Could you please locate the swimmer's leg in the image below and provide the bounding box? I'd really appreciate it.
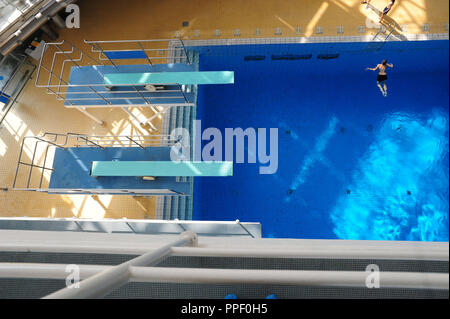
[383,83,388,97]
[377,81,385,95]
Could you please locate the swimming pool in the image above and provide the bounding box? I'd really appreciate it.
[192,40,449,241]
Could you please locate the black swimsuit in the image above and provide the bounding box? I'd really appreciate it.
[377,74,388,82]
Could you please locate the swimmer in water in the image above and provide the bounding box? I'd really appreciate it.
[366,59,394,97]
[361,0,396,22]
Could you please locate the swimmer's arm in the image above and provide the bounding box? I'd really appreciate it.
[366,65,380,71]
[387,63,394,68]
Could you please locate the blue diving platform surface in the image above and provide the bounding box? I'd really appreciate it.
[103,50,149,60]
[91,161,233,177]
[48,147,191,195]
[65,63,196,107]
[104,71,235,86]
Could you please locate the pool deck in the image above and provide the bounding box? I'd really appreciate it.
[0,0,448,219]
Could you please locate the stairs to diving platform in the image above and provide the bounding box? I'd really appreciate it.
[156,50,199,220]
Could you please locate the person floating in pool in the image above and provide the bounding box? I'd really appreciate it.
[361,0,396,22]
[365,60,394,97]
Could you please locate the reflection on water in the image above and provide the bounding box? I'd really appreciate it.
[330,109,449,241]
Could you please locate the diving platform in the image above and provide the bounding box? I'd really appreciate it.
[91,161,233,177]
[64,63,197,107]
[48,147,191,195]
[104,71,235,86]
[35,39,198,127]
[13,133,198,196]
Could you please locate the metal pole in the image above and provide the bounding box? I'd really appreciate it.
[76,107,104,126]
[126,136,144,149]
[129,267,450,290]
[88,85,111,105]
[95,42,117,68]
[170,245,450,261]
[26,140,40,188]
[12,137,27,188]
[179,39,191,65]
[43,231,197,299]
[137,41,153,66]
[177,83,188,103]
[73,135,105,149]
[134,86,150,104]
[38,145,51,189]
[0,264,447,290]
[54,43,80,68]
[121,107,143,125]
[235,219,254,238]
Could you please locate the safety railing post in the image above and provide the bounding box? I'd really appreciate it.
[75,135,105,149]
[94,42,117,68]
[177,83,188,103]
[179,39,191,65]
[133,86,150,104]
[126,136,145,149]
[137,41,153,66]
[54,43,81,69]
[236,219,255,238]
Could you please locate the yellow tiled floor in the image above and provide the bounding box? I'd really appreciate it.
[0,0,448,219]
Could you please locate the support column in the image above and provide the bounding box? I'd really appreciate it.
[122,107,158,132]
[76,107,104,126]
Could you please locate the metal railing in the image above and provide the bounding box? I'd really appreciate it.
[44,231,198,298]
[12,132,181,192]
[34,39,194,126]
[84,38,191,67]
[0,229,447,298]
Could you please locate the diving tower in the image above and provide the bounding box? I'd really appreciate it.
[13,132,187,196]
[13,132,232,197]
[35,39,233,131]
[35,39,195,130]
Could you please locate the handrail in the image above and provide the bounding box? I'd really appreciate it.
[83,38,191,66]
[43,231,198,298]
[0,264,446,290]
[0,230,446,298]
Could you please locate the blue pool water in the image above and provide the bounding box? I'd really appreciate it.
[192,40,449,241]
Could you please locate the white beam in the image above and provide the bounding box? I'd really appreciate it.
[43,231,197,299]
[0,230,447,261]
[129,267,449,290]
[0,263,446,290]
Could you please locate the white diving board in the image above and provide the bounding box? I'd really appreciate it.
[104,71,234,86]
[91,161,233,177]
